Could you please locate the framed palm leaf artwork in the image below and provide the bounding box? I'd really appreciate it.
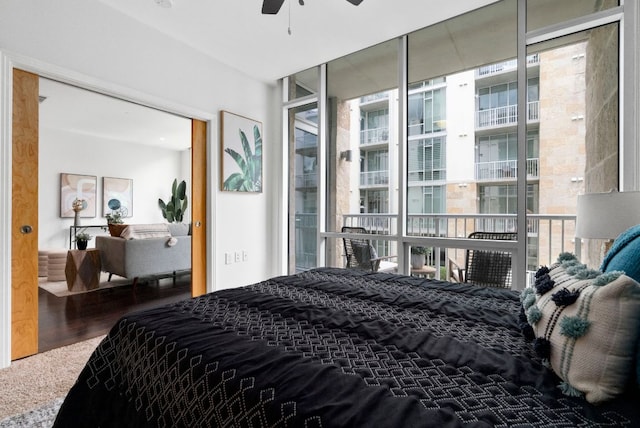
[220,110,263,193]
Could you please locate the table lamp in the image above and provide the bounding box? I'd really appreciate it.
[575,190,640,257]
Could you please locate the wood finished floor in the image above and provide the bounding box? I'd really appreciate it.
[38,274,192,353]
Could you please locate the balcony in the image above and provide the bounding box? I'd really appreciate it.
[360,127,389,146]
[476,101,540,129]
[294,173,318,189]
[475,158,539,181]
[339,212,577,287]
[295,134,317,151]
[295,210,579,286]
[476,54,540,78]
[360,170,389,187]
[360,93,389,104]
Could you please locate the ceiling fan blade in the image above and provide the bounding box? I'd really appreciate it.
[346,0,364,5]
[262,0,285,14]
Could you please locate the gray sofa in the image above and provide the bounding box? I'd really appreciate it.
[96,223,191,285]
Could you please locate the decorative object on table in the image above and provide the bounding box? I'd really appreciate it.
[410,246,429,269]
[102,177,133,218]
[158,179,188,223]
[220,110,262,192]
[60,173,97,218]
[105,199,127,236]
[105,209,124,225]
[73,231,92,250]
[71,198,86,227]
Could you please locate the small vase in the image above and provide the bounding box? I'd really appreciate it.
[76,240,88,250]
[74,210,80,228]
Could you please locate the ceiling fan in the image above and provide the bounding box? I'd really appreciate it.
[262,0,364,15]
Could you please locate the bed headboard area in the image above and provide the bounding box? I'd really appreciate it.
[54,267,640,427]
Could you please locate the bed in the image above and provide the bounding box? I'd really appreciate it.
[53,266,640,427]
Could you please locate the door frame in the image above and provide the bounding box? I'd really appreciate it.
[0,51,215,367]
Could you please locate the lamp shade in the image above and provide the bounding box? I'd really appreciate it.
[575,191,640,239]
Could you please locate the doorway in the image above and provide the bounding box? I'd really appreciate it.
[11,70,208,360]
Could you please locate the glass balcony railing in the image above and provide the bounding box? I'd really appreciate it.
[294,173,318,188]
[295,134,317,150]
[360,93,389,103]
[360,127,389,145]
[360,170,389,186]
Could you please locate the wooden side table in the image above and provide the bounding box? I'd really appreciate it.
[65,249,102,292]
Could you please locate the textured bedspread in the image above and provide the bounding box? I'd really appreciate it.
[53,268,640,427]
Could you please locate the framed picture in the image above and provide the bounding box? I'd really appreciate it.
[103,177,133,218]
[220,110,263,192]
[60,173,97,218]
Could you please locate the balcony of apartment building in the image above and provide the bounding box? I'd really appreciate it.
[476,54,540,79]
[360,92,389,109]
[294,172,318,189]
[335,211,577,286]
[476,101,540,129]
[360,126,389,148]
[293,210,577,285]
[360,170,389,188]
[295,132,318,153]
[475,158,540,181]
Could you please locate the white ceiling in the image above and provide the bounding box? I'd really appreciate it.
[96,0,498,83]
[39,78,192,151]
[40,0,497,151]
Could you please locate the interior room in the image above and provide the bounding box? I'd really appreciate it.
[1,0,640,426]
[36,77,194,351]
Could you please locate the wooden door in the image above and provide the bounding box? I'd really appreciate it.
[191,119,207,297]
[11,69,39,360]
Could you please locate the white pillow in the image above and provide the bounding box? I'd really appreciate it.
[120,224,171,240]
[524,254,640,403]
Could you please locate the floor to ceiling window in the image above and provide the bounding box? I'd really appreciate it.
[284,0,626,287]
[286,67,319,273]
[323,39,399,268]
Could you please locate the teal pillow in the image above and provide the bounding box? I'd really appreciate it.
[601,224,640,283]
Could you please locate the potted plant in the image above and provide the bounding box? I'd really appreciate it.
[73,231,93,250]
[105,208,126,236]
[410,246,429,269]
[158,179,188,223]
[105,211,124,225]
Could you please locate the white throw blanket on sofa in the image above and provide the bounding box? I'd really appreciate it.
[120,224,171,240]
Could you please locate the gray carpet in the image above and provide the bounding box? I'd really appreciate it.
[0,398,62,427]
[0,336,104,424]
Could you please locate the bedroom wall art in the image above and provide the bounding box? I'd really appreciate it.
[220,110,263,193]
[103,177,133,217]
[60,173,97,218]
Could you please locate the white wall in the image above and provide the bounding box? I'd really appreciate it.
[0,0,282,367]
[39,127,189,250]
